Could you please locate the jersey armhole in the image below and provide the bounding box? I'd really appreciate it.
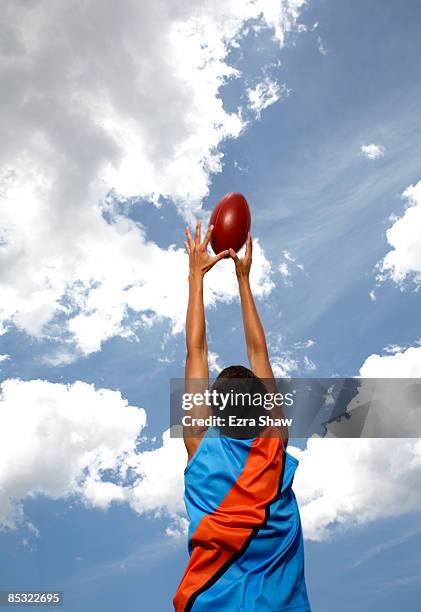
[184,426,218,475]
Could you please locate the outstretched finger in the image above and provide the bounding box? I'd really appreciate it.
[195,221,202,246]
[229,248,240,263]
[185,226,194,250]
[184,240,191,254]
[203,224,214,248]
[211,249,230,264]
[245,232,252,258]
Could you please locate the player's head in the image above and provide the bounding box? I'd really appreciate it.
[211,365,268,438]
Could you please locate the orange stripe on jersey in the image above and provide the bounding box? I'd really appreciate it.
[173,428,285,612]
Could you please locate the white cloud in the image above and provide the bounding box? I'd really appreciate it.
[360,345,421,377]
[0,378,146,528]
[165,516,189,539]
[65,236,273,355]
[270,330,316,376]
[272,354,299,377]
[292,339,315,349]
[290,437,421,541]
[278,261,292,284]
[383,343,407,355]
[271,352,316,376]
[282,251,295,262]
[247,77,289,118]
[40,349,80,368]
[125,429,186,518]
[360,143,386,160]
[82,478,127,510]
[290,344,421,541]
[277,250,304,287]
[303,355,316,371]
[0,0,305,359]
[208,351,223,374]
[317,35,327,55]
[0,377,188,534]
[377,180,421,286]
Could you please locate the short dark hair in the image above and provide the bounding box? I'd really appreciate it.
[211,365,268,438]
[214,365,257,380]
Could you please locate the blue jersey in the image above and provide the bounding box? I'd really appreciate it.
[173,426,311,611]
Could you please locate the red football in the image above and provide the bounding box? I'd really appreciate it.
[210,192,251,255]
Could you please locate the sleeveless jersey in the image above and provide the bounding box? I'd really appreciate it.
[173,426,311,611]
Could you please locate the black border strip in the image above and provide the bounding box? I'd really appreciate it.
[184,447,286,612]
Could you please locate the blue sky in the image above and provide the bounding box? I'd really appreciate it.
[1,0,421,610]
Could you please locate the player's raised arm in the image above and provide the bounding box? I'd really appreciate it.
[184,222,229,460]
[229,234,288,446]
